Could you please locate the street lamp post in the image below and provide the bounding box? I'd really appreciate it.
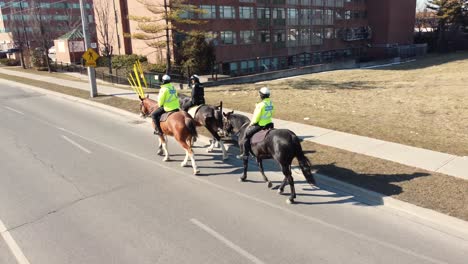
[79,0,98,97]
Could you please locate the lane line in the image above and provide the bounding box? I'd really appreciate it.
[61,135,92,154]
[190,218,265,264]
[3,106,25,115]
[26,112,452,264]
[0,220,31,264]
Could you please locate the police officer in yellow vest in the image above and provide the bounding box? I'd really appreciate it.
[237,87,274,159]
[151,74,180,135]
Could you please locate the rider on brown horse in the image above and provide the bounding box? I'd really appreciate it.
[237,87,274,160]
[152,74,180,135]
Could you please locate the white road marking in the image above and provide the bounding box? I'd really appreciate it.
[27,113,451,264]
[190,218,265,264]
[3,106,25,115]
[61,135,92,154]
[0,220,31,264]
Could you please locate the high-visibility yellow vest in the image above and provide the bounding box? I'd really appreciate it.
[251,98,274,126]
[158,83,180,111]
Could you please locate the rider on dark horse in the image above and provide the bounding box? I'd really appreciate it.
[152,74,180,135]
[237,87,274,160]
[190,74,205,106]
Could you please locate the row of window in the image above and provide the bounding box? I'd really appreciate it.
[183,5,365,24]
[227,48,354,75]
[2,14,89,22]
[0,2,92,9]
[211,27,364,46]
[239,0,345,6]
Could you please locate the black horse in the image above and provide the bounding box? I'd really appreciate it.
[223,111,316,204]
[180,96,228,160]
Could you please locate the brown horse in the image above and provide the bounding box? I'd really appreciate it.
[139,95,199,175]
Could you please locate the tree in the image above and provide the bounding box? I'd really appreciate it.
[427,0,465,51]
[180,32,215,77]
[129,0,204,73]
[29,0,54,72]
[8,2,31,69]
[94,0,115,74]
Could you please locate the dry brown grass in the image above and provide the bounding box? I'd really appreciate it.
[203,52,468,156]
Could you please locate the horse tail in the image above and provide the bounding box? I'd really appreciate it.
[185,116,198,141]
[292,134,316,185]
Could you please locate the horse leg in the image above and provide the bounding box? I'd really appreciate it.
[277,177,287,194]
[180,139,199,175]
[156,137,163,155]
[257,159,272,188]
[283,165,296,204]
[161,135,170,161]
[219,140,228,160]
[239,158,248,182]
[207,139,215,152]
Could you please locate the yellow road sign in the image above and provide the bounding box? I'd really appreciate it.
[84,60,97,67]
[82,48,100,63]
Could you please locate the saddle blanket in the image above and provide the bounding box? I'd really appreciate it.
[251,128,273,145]
[160,110,178,122]
[188,105,203,118]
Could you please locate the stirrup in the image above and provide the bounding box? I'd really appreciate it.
[236,154,248,160]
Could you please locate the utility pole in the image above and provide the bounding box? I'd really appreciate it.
[79,0,98,97]
[112,0,121,55]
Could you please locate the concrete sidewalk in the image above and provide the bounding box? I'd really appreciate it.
[1,67,467,180]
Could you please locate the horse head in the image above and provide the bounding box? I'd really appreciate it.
[222,110,235,136]
[138,94,154,118]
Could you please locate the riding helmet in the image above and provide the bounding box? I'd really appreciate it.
[162,74,171,81]
[259,87,270,96]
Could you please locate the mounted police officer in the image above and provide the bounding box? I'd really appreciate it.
[152,74,180,135]
[190,74,205,106]
[237,87,274,160]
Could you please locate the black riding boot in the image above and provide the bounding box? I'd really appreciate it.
[237,140,250,160]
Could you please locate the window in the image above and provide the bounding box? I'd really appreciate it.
[287,0,299,4]
[324,9,334,25]
[312,9,323,25]
[240,60,255,73]
[287,8,299,25]
[257,8,270,19]
[240,30,255,44]
[324,0,335,7]
[274,30,286,42]
[259,30,270,43]
[220,31,236,44]
[313,0,323,5]
[324,27,334,39]
[300,28,311,45]
[229,62,238,75]
[302,0,312,5]
[220,6,235,19]
[273,8,285,19]
[300,9,312,25]
[287,28,299,47]
[239,6,254,19]
[200,5,216,19]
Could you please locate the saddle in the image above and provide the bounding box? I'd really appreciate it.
[187,105,203,118]
[250,128,274,145]
[160,110,178,122]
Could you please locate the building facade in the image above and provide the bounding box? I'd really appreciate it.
[0,0,95,58]
[97,0,417,76]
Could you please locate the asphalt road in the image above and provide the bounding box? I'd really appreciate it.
[0,81,467,264]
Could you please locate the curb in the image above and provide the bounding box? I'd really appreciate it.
[5,78,468,242]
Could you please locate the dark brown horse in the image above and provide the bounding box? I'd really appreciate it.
[223,111,316,204]
[180,97,228,160]
[139,95,200,175]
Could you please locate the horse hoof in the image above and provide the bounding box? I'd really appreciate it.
[222,155,229,160]
[157,150,163,156]
[207,148,213,153]
[181,162,188,167]
[277,189,284,194]
[163,157,170,162]
[239,178,246,182]
[286,199,295,204]
[193,169,200,175]
[267,182,273,188]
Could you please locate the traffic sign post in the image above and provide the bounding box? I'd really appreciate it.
[80,0,98,97]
